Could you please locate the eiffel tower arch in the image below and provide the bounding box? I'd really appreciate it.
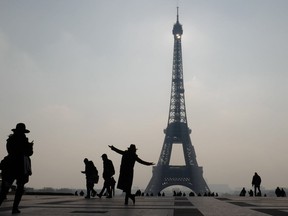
[145,8,210,195]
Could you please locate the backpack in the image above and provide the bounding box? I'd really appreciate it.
[110,160,115,176]
[91,162,99,184]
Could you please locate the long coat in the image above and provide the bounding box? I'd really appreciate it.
[1,133,33,183]
[111,146,151,192]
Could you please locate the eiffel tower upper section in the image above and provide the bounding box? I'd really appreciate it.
[168,7,187,125]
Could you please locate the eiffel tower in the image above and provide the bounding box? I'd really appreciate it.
[145,8,210,195]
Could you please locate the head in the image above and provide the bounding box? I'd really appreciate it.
[84,158,88,164]
[101,154,108,160]
[12,123,30,134]
[128,144,137,153]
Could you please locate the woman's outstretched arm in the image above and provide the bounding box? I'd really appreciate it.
[136,156,154,166]
[109,145,124,155]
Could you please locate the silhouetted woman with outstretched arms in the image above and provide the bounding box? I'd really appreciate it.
[109,144,154,205]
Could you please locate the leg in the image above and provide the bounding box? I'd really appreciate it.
[12,183,24,214]
[0,174,15,206]
[112,186,115,196]
[91,185,96,197]
[0,179,12,206]
[97,185,105,198]
[85,180,92,198]
[257,186,261,196]
[85,188,91,198]
[125,188,135,205]
[105,181,112,198]
[110,178,115,197]
[124,193,129,205]
[129,193,135,204]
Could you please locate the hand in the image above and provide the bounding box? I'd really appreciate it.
[108,145,114,149]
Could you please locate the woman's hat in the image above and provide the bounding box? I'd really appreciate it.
[11,123,30,133]
[128,144,137,151]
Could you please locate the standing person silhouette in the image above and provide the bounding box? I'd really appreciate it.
[252,172,262,196]
[109,144,154,205]
[97,154,115,198]
[0,123,34,214]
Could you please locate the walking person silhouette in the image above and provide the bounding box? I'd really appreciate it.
[81,158,98,199]
[97,154,115,198]
[109,144,154,205]
[0,123,34,214]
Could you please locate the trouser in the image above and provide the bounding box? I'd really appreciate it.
[0,176,27,210]
[254,185,261,196]
[99,178,111,197]
[86,180,95,198]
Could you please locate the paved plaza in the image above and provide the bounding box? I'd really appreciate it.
[1,194,288,215]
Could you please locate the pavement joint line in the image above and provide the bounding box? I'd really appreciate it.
[1,195,288,215]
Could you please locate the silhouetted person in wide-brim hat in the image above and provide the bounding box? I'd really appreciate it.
[109,144,154,205]
[0,123,34,214]
[11,123,30,133]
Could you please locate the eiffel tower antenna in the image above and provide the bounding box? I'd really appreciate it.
[177,6,179,22]
[145,7,210,195]
[176,0,180,10]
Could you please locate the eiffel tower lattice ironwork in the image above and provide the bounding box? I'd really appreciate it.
[145,8,210,195]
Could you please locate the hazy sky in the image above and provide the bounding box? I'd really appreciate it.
[0,0,287,192]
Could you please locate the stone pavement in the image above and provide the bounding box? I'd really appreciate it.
[1,194,288,215]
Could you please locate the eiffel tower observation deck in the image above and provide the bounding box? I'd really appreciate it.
[145,8,210,195]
